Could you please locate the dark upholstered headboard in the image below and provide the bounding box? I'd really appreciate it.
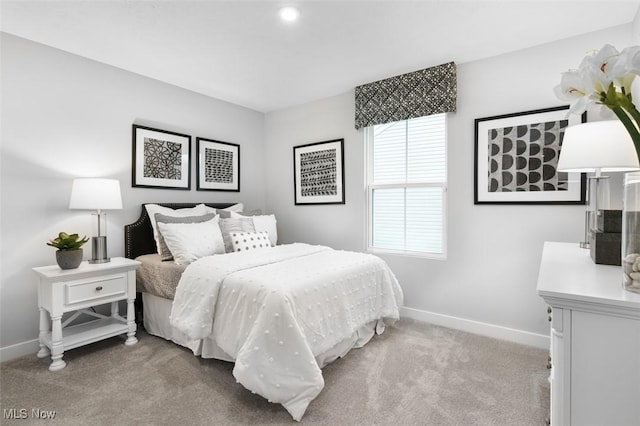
[124,203,236,259]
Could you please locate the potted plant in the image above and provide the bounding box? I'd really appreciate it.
[47,232,89,269]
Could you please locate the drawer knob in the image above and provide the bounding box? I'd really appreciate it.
[95,286,103,291]
[548,315,552,322]
[547,306,552,314]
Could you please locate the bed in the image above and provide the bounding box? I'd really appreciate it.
[124,202,403,421]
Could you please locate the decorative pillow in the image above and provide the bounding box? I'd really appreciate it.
[219,217,255,253]
[238,209,262,216]
[218,208,259,219]
[230,211,278,246]
[224,203,244,212]
[156,217,225,265]
[230,231,272,252]
[145,204,208,254]
[203,203,245,218]
[154,212,216,261]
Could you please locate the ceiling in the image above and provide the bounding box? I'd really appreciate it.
[1,1,638,112]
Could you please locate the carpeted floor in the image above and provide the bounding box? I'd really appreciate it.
[0,318,549,425]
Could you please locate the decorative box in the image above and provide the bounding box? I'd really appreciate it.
[590,210,622,266]
[596,209,622,233]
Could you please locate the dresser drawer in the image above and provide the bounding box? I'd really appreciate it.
[65,274,127,305]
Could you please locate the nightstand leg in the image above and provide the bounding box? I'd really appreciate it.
[125,298,137,346]
[49,315,66,371]
[37,307,50,358]
[111,301,119,317]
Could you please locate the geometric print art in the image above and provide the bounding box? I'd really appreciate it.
[204,148,233,184]
[143,137,182,180]
[300,148,338,197]
[355,61,456,129]
[487,119,569,193]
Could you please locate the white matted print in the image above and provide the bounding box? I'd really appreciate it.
[196,138,240,191]
[294,139,345,205]
[474,106,586,204]
[132,125,191,190]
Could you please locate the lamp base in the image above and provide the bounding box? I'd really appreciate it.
[90,236,110,264]
[578,210,592,249]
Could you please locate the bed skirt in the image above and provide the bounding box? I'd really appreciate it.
[142,292,385,368]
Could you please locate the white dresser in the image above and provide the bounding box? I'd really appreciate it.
[537,242,640,426]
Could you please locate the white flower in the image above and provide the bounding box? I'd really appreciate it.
[601,45,638,92]
[555,44,640,114]
[620,46,640,77]
[555,70,585,99]
[555,71,582,101]
[556,44,640,161]
[554,70,590,114]
[581,44,618,93]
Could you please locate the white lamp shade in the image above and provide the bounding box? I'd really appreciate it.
[69,178,123,210]
[557,120,640,172]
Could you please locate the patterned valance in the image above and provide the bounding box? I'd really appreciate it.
[354,61,457,129]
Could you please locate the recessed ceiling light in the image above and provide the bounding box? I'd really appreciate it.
[279,6,299,22]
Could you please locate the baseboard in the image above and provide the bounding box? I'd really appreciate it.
[0,339,39,363]
[1,309,549,361]
[400,306,550,350]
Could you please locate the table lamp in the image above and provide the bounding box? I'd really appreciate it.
[69,178,123,263]
[557,120,640,248]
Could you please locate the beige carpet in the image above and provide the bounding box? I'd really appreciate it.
[0,319,549,425]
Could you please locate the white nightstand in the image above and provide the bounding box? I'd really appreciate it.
[33,257,141,371]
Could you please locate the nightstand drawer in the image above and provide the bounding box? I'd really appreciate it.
[65,274,127,305]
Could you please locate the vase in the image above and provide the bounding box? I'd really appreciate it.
[622,171,640,293]
[56,249,83,270]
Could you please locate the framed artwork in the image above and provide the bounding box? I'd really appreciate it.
[474,106,587,205]
[196,138,240,191]
[132,125,191,190]
[293,139,345,205]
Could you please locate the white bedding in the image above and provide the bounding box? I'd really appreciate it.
[170,243,403,421]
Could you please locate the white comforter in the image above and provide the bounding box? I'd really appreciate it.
[170,243,403,421]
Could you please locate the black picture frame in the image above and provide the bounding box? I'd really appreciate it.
[196,138,240,192]
[474,106,587,205]
[293,139,345,205]
[132,124,191,190]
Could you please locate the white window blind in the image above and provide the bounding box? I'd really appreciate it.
[366,114,447,257]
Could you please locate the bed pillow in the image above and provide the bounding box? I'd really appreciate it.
[145,204,208,254]
[203,203,246,218]
[230,211,278,246]
[230,231,272,252]
[156,217,225,265]
[219,217,255,253]
[223,203,244,212]
[154,212,217,261]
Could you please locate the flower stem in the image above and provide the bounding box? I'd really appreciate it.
[611,105,640,162]
[621,100,640,131]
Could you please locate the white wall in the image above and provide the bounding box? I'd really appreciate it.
[264,96,364,251]
[264,24,634,344]
[2,23,636,358]
[634,6,640,43]
[0,33,265,356]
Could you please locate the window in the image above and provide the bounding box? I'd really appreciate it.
[366,114,447,258]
